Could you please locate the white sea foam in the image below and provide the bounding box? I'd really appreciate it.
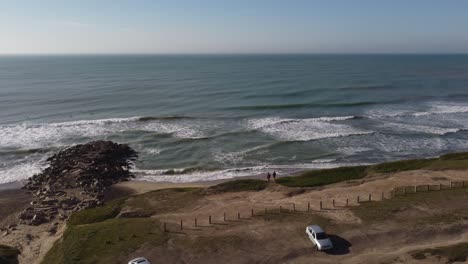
[310,159,337,163]
[131,160,366,183]
[368,102,468,119]
[313,116,356,121]
[213,144,271,166]
[0,117,207,149]
[247,116,371,141]
[382,122,462,135]
[337,147,373,155]
[132,166,267,183]
[0,160,47,184]
[144,148,162,155]
[413,102,468,116]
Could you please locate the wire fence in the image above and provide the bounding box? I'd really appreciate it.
[162,180,468,232]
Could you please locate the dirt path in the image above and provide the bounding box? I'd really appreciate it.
[130,170,468,264]
[152,170,467,227]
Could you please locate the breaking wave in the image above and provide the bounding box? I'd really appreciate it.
[247,116,371,141]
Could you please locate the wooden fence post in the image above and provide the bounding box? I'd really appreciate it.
[320,201,323,210]
[368,194,371,201]
[279,205,282,212]
[346,198,349,206]
[293,203,296,211]
[195,218,197,227]
[180,220,183,230]
[357,196,360,203]
[238,212,240,219]
[251,208,254,217]
[307,202,310,212]
[439,183,442,191]
[332,199,335,207]
[209,215,212,224]
[163,222,167,232]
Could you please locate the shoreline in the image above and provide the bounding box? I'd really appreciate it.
[0,181,23,191]
[0,167,294,192]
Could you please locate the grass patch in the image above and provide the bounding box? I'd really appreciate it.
[351,188,468,225]
[367,158,434,174]
[411,242,468,262]
[276,152,468,188]
[41,218,166,264]
[276,166,367,187]
[207,179,268,193]
[0,245,20,264]
[68,198,125,226]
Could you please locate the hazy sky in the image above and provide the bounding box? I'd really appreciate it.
[1,0,468,54]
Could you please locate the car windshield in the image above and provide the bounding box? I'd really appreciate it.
[316,232,328,240]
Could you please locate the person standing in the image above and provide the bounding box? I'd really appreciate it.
[273,171,277,181]
[267,172,271,182]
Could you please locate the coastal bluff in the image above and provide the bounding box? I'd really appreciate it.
[20,141,137,225]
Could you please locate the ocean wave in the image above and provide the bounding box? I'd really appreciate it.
[132,166,267,183]
[368,102,468,119]
[247,116,371,141]
[137,115,193,121]
[213,144,274,166]
[413,102,468,117]
[131,160,368,183]
[0,117,207,148]
[248,117,373,141]
[0,159,46,184]
[228,101,379,111]
[382,122,464,136]
[335,84,392,91]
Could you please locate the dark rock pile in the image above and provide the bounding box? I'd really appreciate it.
[19,141,137,225]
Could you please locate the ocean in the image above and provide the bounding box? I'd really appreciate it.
[1,54,468,184]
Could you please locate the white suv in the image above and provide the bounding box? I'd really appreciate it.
[128,257,151,264]
[305,225,333,251]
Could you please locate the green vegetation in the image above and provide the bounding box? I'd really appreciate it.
[411,242,468,262]
[276,166,367,187]
[367,158,433,174]
[42,218,166,264]
[277,152,468,187]
[44,188,203,264]
[68,198,125,226]
[0,245,20,264]
[351,188,468,225]
[208,179,268,193]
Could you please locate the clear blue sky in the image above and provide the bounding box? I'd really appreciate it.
[1,0,467,54]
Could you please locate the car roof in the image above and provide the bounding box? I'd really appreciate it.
[307,225,325,233]
[130,257,148,263]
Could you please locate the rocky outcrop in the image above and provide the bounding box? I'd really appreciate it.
[20,141,137,225]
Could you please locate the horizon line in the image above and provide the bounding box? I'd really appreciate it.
[1,52,468,56]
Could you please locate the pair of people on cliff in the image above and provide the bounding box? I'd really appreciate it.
[267,171,277,182]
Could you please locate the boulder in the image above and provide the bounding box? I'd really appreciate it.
[20,141,138,225]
